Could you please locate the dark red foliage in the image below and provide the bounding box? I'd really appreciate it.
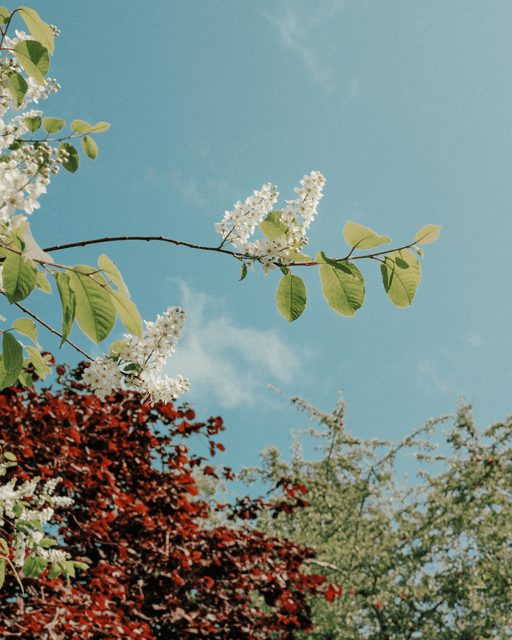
[0,360,342,639]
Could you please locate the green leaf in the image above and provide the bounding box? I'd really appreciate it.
[18,371,33,388]
[380,249,421,308]
[59,142,79,173]
[110,291,142,338]
[316,252,365,317]
[0,559,4,590]
[81,135,98,160]
[259,211,288,241]
[38,538,57,549]
[1,332,23,387]
[3,452,16,461]
[23,555,48,578]
[8,72,28,108]
[0,8,10,25]
[18,7,55,54]
[36,271,51,293]
[61,559,76,578]
[24,115,41,132]
[48,563,62,579]
[12,318,39,348]
[109,340,128,358]
[98,254,130,296]
[276,273,307,323]
[286,249,312,262]
[91,121,110,133]
[26,346,52,379]
[22,221,54,263]
[343,221,392,250]
[413,246,424,258]
[73,561,89,571]
[43,117,65,134]
[414,224,441,245]
[53,272,76,348]
[2,252,38,304]
[67,266,116,344]
[70,120,92,134]
[239,263,248,281]
[13,40,49,86]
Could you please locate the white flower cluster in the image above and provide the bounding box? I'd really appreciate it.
[0,30,63,235]
[0,465,74,567]
[82,306,189,405]
[215,171,326,274]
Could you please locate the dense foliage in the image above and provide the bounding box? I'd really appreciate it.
[0,361,342,639]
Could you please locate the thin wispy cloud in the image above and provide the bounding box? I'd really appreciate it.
[169,169,207,208]
[260,0,343,92]
[417,360,451,393]
[466,334,481,347]
[163,281,303,410]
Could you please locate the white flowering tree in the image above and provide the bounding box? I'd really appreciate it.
[0,5,440,592]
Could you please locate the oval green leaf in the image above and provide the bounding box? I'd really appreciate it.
[43,117,65,134]
[26,346,52,379]
[414,224,441,245]
[98,254,130,296]
[91,121,110,133]
[19,7,55,54]
[276,273,307,322]
[111,291,142,338]
[23,555,48,578]
[2,252,38,304]
[343,221,392,250]
[8,72,28,108]
[0,8,10,25]
[82,135,98,160]
[259,211,287,241]
[24,115,41,132]
[67,266,116,343]
[53,272,76,348]
[12,317,39,347]
[71,119,92,134]
[13,40,49,86]
[36,271,51,293]
[59,142,79,173]
[316,252,365,317]
[380,249,421,308]
[2,332,23,387]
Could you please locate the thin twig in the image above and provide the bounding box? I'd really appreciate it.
[13,301,94,361]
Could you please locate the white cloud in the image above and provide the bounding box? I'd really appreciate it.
[163,281,303,410]
[417,359,450,393]
[260,0,343,91]
[466,334,481,347]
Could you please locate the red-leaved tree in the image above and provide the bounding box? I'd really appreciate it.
[0,359,342,639]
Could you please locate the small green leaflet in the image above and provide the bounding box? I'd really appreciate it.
[13,40,49,86]
[82,136,98,160]
[36,271,51,293]
[23,555,48,578]
[8,72,28,108]
[316,252,365,317]
[276,273,307,322]
[380,249,421,308]
[98,254,130,296]
[71,120,93,133]
[24,115,41,132]
[43,117,65,134]
[1,332,23,388]
[2,252,38,304]
[110,291,143,338]
[0,8,10,25]
[59,142,79,173]
[18,6,55,55]
[53,272,76,348]
[66,266,116,344]
[12,317,39,348]
[414,224,441,245]
[343,221,391,250]
[109,340,128,358]
[240,263,248,281]
[91,122,110,132]
[26,346,52,379]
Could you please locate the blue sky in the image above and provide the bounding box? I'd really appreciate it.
[3,0,512,518]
